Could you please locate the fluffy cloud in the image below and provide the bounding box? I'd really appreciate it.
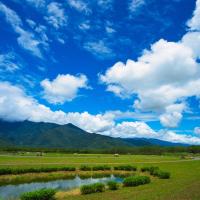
[187,0,200,31]
[102,121,157,138]
[159,104,185,128]
[182,31,200,59]
[100,121,200,145]
[159,130,200,145]
[0,82,113,133]
[45,2,68,29]
[100,0,200,128]
[1,81,200,144]
[41,74,89,104]
[100,39,200,111]
[0,2,43,57]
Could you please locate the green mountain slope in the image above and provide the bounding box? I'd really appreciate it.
[0,120,133,148]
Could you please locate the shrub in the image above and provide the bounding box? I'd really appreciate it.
[80,184,95,194]
[20,188,56,200]
[0,166,76,175]
[114,165,137,171]
[140,166,159,173]
[123,176,150,187]
[140,166,170,179]
[107,181,119,190]
[157,171,170,179]
[80,183,105,195]
[79,174,91,179]
[79,165,92,171]
[92,173,111,178]
[93,183,105,192]
[92,165,111,171]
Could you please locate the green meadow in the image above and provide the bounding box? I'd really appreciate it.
[0,153,199,200]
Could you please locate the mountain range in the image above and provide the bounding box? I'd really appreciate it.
[0,120,188,148]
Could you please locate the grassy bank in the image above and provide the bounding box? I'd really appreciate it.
[55,160,200,200]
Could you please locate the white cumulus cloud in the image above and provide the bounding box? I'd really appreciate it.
[159,103,185,128]
[0,82,113,133]
[41,74,89,104]
[100,0,200,127]
[187,0,200,31]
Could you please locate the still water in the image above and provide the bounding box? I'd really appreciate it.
[0,175,122,200]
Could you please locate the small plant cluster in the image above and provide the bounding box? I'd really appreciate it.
[92,165,111,171]
[20,188,56,200]
[81,181,119,195]
[0,166,76,175]
[141,166,170,179]
[79,165,111,171]
[79,165,92,171]
[80,183,105,194]
[114,165,137,171]
[123,175,151,187]
[107,181,119,190]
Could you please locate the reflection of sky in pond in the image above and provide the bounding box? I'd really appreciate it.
[0,175,122,200]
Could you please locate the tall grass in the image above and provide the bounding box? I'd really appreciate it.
[0,166,76,175]
[80,183,105,194]
[20,188,56,200]
[123,176,151,187]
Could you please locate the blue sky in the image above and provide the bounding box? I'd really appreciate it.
[0,0,200,144]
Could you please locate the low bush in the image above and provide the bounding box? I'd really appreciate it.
[79,174,92,179]
[0,166,76,175]
[157,171,170,179]
[20,188,56,200]
[79,165,92,171]
[94,183,105,192]
[123,175,150,187]
[80,183,105,194]
[107,181,119,190]
[114,165,137,171]
[140,166,159,173]
[141,166,170,179]
[92,165,111,171]
[92,173,111,178]
[80,184,95,194]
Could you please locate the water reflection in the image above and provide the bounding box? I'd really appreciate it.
[0,175,122,200]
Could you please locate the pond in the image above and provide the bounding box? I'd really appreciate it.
[0,175,122,200]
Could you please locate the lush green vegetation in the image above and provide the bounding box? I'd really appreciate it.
[80,183,105,194]
[0,166,75,175]
[123,175,151,187]
[107,181,119,190]
[141,166,170,179]
[92,165,111,171]
[0,153,199,199]
[79,165,92,171]
[20,188,56,200]
[1,145,200,155]
[114,165,137,171]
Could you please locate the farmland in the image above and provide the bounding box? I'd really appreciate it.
[0,153,199,199]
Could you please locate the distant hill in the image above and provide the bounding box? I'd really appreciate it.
[123,138,188,147]
[0,120,131,148]
[0,120,188,148]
